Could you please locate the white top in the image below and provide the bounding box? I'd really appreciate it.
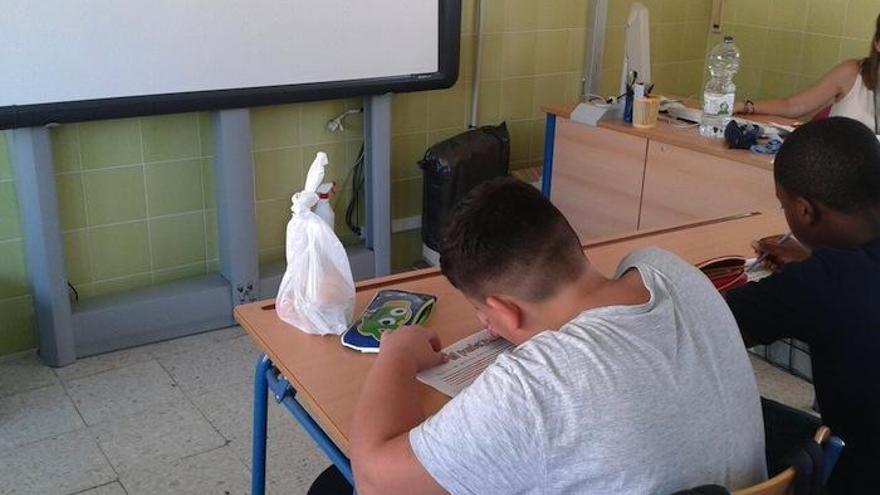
[830,74,876,131]
[409,248,767,495]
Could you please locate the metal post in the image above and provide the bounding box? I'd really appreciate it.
[364,94,393,277]
[9,127,76,366]
[542,114,557,198]
[213,110,260,305]
[252,354,271,495]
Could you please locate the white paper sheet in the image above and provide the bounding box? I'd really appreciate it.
[417,329,514,397]
[745,257,774,282]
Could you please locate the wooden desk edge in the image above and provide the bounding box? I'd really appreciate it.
[582,211,762,250]
[542,101,798,172]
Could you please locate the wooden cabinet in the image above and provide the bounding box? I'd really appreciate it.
[551,119,647,242]
[638,141,778,230]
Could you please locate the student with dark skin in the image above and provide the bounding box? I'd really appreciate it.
[726,117,880,494]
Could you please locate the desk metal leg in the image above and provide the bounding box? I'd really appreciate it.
[252,355,271,495]
[252,353,356,491]
[541,113,557,198]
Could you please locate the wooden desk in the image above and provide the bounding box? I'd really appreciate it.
[236,211,787,472]
[542,103,790,241]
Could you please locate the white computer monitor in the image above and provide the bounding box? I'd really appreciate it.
[620,2,652,95]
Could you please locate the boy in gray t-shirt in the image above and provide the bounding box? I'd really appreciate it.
[350,178,766,495]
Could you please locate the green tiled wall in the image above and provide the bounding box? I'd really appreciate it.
[714,0,877,101]
[599,0,714,97]
[49,114,219,300]
[0,132,37,355]
[0,0,594,356]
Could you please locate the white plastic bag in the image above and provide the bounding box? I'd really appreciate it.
[275,152,355,335]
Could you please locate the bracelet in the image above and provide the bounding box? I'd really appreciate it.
[745,99,755,114]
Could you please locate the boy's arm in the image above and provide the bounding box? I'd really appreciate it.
[725,263,821,347]
[350,327,447,495]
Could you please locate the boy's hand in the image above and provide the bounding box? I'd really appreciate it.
[753,234,811,271]
[379,326,446,372]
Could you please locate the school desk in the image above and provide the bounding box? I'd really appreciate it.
[235,211,788,494]
[541,102,796,243]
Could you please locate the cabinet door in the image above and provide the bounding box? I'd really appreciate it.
[551,118,648,242]
[639,141,778,230]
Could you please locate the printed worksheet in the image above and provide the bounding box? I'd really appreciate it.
[417,329,514,397]
[745,257,774,282]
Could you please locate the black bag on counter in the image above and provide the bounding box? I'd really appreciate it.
[419,123,510,252]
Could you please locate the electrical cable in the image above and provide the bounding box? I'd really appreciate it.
[344,144,365,237]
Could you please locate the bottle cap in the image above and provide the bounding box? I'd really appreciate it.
[723,36,734,42]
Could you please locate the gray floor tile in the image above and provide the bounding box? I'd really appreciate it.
[190,382,328,493]
[0,384,84,452]
[141,326,245,359]
[73,482,127,495]
[158,336,260,397]
[751,355,817,414]
[120,446,250,495]
[0,351,60,398]
[66,360,184,426]
[264,440,329,495]
[188,381,253,443]
[92,398,226,474]
[189,381,292,443]
[0,429,115,495]
[55,348,154,382]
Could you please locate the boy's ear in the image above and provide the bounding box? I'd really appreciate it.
[794,196,819,225]
[484,295,523,333]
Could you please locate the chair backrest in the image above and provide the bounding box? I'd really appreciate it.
[732,427,837,495]
[733,467,796,495]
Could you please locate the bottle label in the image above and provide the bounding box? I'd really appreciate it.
[703,93,735,117]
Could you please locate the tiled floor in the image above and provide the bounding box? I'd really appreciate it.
[0,327,326,495]
[0,327,816,495]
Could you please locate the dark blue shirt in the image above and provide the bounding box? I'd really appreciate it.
[726,240,880,494]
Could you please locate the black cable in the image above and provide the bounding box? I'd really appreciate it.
[67,281,79,302]
[345,144,365,236]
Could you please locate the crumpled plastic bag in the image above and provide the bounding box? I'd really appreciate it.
[275,152,355,335]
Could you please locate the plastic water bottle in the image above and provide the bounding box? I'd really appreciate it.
[315,182,336,228]
[700,36,741,138]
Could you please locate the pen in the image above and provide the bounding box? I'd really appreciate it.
[747,232,793,272]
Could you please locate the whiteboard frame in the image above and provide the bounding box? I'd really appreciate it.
[0,0,461,130]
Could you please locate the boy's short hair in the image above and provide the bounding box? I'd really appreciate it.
[775,117,880,212]
[439,177,586,302]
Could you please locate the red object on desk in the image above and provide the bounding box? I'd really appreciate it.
[697,256,749,293]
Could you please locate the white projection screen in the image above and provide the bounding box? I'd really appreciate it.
[0,0,460,129]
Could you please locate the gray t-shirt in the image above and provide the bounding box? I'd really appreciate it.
[410,248,767,495]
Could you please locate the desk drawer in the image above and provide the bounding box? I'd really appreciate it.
[551,118,647,242]
[639,141,777,230]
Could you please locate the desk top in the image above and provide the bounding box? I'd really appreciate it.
[235,212,788,456]
[544,102,798,171]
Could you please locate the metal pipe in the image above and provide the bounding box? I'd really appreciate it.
[468,0,484,128]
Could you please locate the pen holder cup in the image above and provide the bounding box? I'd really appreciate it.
[633,97,660,129]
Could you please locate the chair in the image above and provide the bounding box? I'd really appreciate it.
[733,426,845,495]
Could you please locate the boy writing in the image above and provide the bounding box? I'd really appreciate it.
[726,117,880,494]
[351,177,766,494]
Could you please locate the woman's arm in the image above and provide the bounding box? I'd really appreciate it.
[734,59,861,118]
